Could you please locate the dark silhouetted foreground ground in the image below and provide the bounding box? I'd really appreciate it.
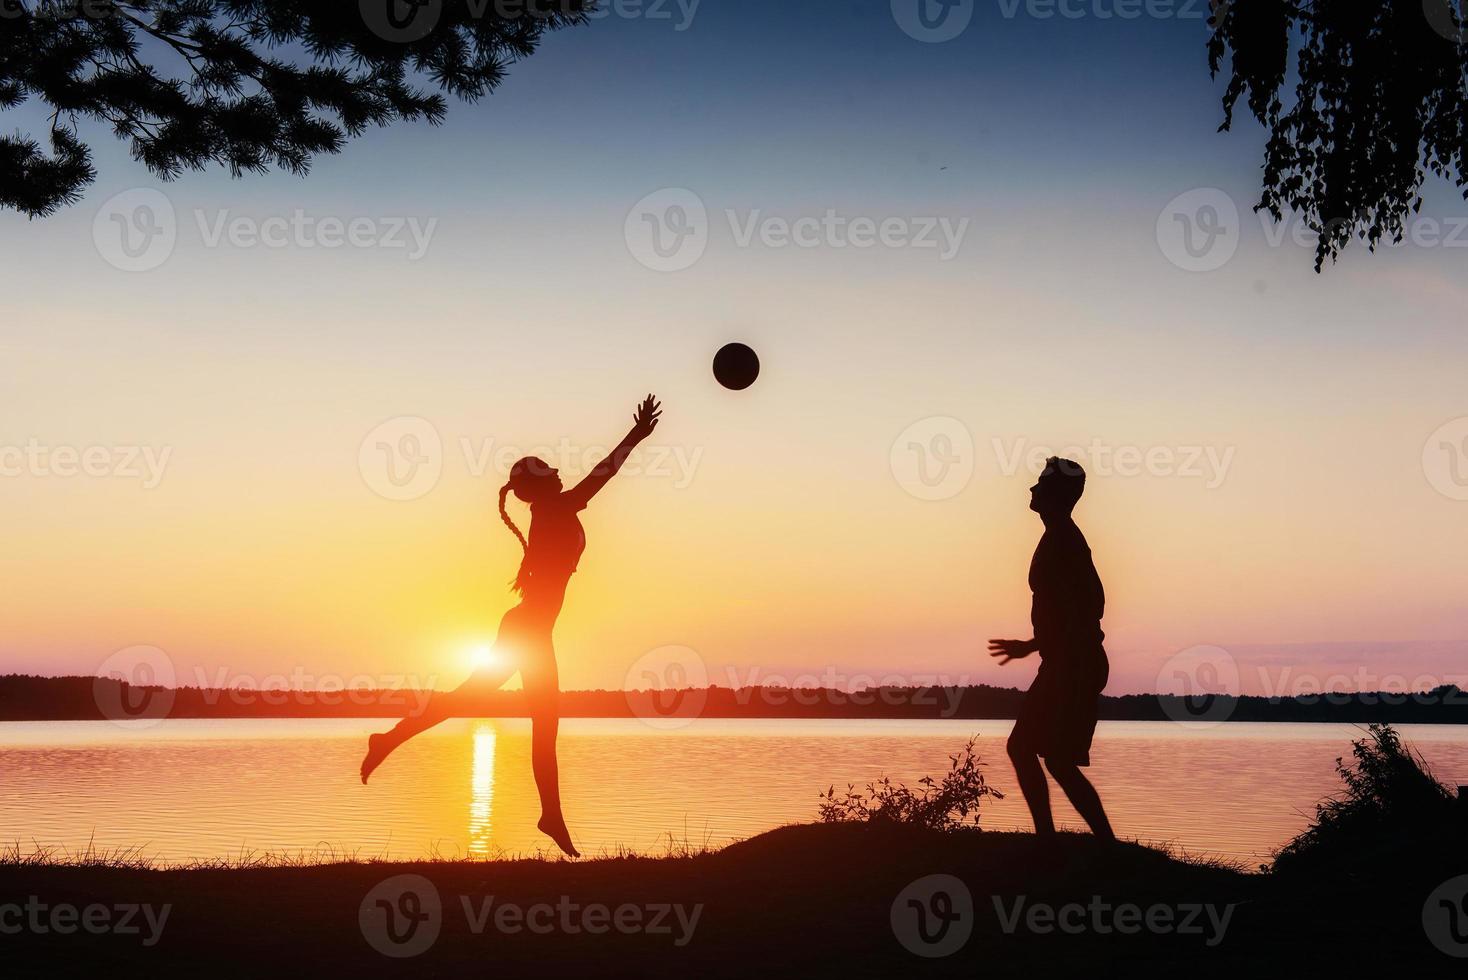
[1,823,1457,977]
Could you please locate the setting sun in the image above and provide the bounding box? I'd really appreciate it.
[469,646,497,671]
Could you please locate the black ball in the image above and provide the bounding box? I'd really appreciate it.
[713,342,760,391]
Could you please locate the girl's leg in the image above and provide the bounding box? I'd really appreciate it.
[360,660,517,783]
[523,652,578,857]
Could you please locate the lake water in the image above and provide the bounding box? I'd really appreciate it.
[2,719,1466,867]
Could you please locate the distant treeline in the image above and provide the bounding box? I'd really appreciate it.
[1,675,1466,724]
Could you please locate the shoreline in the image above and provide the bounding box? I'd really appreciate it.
[4,675,1468,724]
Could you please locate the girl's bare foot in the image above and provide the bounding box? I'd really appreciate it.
[537,814,580,858]
[360,732,396,784]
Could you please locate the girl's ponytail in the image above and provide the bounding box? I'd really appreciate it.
[499,482,531,595]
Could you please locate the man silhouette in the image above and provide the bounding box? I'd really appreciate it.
[989,457,1115,840]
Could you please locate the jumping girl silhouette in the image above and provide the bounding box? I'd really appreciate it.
[360,394,663,857]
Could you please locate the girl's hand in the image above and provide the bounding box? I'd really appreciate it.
[631,394,662,441]
[988,639,1037,665]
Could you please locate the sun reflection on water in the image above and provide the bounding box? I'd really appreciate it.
[468,723,497,857]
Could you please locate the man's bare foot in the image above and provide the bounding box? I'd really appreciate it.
[537,814,580,858]
[360,732,396,784]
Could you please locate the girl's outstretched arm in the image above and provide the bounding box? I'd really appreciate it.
[565,394,661,507]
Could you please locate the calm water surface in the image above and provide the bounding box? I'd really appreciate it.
[3,719,1466,866]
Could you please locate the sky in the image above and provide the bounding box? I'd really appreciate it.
[1,1,1466,698]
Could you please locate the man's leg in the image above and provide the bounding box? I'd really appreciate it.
[1044,759,1115,840]
[1007,736,1055,835]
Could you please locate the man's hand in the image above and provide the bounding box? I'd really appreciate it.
[988,638,1038,665]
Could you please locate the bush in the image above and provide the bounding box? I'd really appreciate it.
[1273,724,1464,878]
[818,737,1003,832]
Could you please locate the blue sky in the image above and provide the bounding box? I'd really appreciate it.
[1,3,1466,695]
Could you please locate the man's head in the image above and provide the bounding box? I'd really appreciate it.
[1029,456,1085,517]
